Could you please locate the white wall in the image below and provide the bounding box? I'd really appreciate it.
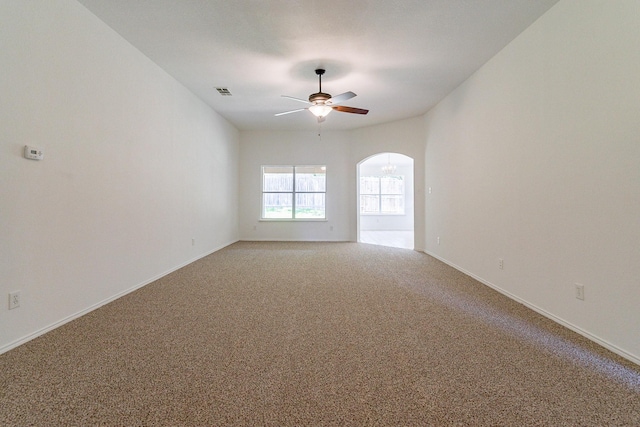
[0,0,239,352]
[239,131,352,242]
[238,118,426,245]
[423,0,640,363]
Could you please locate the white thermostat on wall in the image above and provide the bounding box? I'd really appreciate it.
[24,145,44,160]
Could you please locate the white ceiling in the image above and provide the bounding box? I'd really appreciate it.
[76,0,559,131]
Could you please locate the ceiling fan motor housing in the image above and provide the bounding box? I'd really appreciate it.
[309,92,331,104]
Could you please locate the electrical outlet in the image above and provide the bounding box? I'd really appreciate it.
[575,283,585,300]
[192,238,195,246]
[498,258,504,270]
[437,236,440,245]
[9,291,20,310]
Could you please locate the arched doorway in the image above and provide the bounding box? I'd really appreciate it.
[357,153,414,249]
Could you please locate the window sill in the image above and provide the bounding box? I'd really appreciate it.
[259,218,328,222]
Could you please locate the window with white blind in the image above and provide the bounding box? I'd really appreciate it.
[262,165,326,219]
[360,175,404,215]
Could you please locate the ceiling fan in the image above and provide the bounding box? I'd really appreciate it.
[275,69,369,122]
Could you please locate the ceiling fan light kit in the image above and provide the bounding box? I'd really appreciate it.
[309,104,333,118]
[276,68,369,123]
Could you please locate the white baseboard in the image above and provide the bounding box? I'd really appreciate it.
[423,250,640,367]
[0,239,238,355]
[6,242,637,367]
[239,238,351,242]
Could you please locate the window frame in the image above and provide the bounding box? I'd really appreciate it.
[359,174,405,215]
[261,165,327,221]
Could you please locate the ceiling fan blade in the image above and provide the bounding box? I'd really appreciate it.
[326,91,356,105]
[281,95,311,104]
[275,108,307,116]
[332,105,369,115]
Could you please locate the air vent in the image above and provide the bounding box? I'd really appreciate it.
[215,87,232,96]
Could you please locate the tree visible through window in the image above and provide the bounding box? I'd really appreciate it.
[360,175,404,214]
[262,166,326,219]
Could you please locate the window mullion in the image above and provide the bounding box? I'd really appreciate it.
[292,167,296,218]
[378,177,382,214]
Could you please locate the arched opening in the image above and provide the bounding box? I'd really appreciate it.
[357,153,414,249]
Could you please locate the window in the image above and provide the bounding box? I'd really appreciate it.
[262,165,326,219]
[360,175,404,215]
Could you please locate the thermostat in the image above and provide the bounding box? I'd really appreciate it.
[24,145,44,160]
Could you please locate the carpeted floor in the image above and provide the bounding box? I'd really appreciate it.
[1,241,639,426]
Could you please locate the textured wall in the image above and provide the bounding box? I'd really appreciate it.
[423,0,640,363]
[0,0,239,351]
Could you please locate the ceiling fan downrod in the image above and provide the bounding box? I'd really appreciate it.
[310,69,331,104]
[316,68,325,92]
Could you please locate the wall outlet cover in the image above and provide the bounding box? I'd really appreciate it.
[9,291,20,310]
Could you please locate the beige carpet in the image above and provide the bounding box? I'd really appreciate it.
[1,241,639,426]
